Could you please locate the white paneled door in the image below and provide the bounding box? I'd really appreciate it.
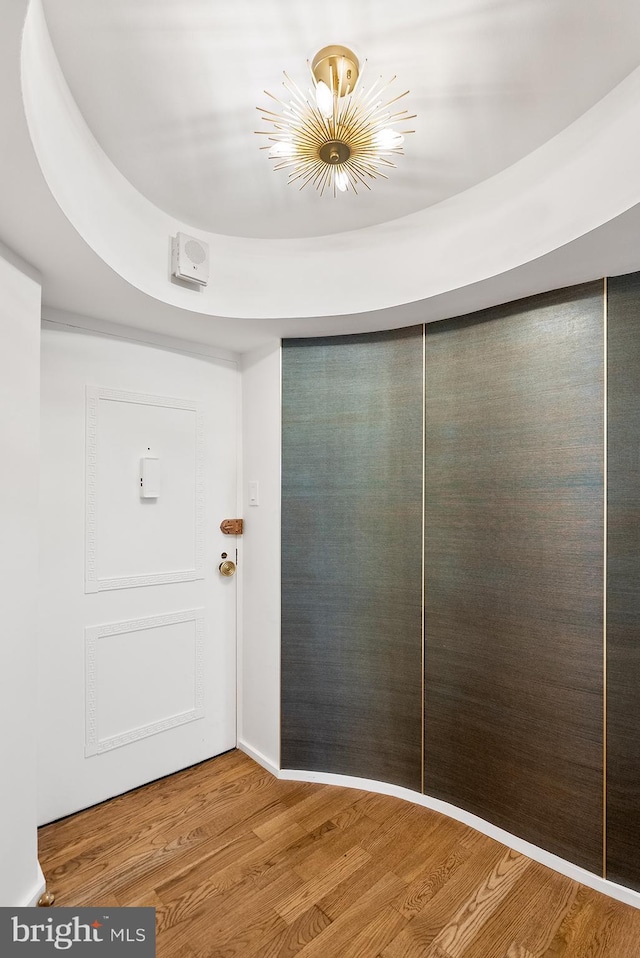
[37,326,239,824]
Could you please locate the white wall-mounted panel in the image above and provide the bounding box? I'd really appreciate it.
[85,386,204,592]
[85,610,204,757]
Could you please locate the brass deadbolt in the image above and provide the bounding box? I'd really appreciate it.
[219,559,236,577]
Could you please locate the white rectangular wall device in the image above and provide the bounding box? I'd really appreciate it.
[140,456,160,498]
[171,232,210,286]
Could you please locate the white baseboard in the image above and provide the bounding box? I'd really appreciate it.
[23,863,46,907]
[238,739,279,778]
[277,767,640,911]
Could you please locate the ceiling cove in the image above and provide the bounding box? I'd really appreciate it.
[15,0,640,341]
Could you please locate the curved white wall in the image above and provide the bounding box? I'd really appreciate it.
[21,0,640,323]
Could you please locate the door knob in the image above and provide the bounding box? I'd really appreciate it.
[219,559,236,577]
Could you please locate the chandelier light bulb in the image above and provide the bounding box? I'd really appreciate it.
[373,129,405,150]
[335,169,348,192]
[269,141,295,158]
[256,44,416,197]
[315,80,333,118]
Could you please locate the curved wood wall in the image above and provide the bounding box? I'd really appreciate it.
[281,328,424,790]
[423,284,604,875]
[281,274,640,891]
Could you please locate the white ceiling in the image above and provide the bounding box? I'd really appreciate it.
[3,1,640,354]
[40,0,640,240]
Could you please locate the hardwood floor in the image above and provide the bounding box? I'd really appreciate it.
[38,750,640,958]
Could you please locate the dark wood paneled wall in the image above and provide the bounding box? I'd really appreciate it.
[423,284,604,874]
[281,327,423,790]
[607,272,640,891]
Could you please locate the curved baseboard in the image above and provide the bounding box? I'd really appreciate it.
[278,767,640,911]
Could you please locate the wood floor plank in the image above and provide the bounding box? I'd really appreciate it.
[292,788,370,836]
[508,870,579,957]
[276,845,372,924]
[350,791,414,826]
[541,886,599,957]
[505,946,535,958]
[42,766,288,898]
[380,839,509,958]
[392,838,475,919]
[116,830,266,907]
[594,902,640,958]
[556,893,635,958]
[425,848,532,957]
[455,860,562,958]
[251,787,355,842]
[192,908,287,958]
[158,866,299,955]
[38,750,250,860]
[169,946,198,958]
[315,857,393,921]
[37,750,640,958]
[337,903,408,958]
[394,817,475,884]
[250,905,332,958]
[156,822,308,904]
[360,803,442,873]
[120,792,312,902]
[291,814,378,881]
[294,872,406,958]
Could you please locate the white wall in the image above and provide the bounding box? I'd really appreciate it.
[238,342,281,772]
[0,242,44,906]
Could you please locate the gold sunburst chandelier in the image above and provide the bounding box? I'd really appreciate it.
[256,44,415,196]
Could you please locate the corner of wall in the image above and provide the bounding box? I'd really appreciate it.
[238,340,282,772]
[0,243,42,905]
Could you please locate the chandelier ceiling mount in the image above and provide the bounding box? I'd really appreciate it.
[311,44,359,97]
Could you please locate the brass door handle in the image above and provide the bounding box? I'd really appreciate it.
[219,559,236,577]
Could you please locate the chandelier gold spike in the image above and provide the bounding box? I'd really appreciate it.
[255,44,415,197]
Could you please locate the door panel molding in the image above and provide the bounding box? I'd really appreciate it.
[85,609,205,757]
[85,385,205,592]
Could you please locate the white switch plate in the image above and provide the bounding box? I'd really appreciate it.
[248,480,259,506]
[140,456,160,498]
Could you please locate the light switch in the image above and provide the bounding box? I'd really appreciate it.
[140,457,160,498]
[248,480,259,506]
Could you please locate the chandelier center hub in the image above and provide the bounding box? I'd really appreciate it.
[319,140,351,165]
